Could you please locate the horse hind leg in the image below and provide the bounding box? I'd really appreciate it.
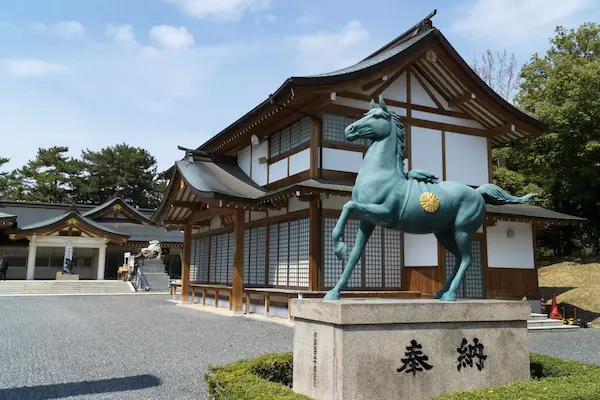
[324,220,375,300]
[434,228,461,299]
[440,230,472,302]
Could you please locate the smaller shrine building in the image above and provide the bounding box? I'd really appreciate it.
[0,197,183,280]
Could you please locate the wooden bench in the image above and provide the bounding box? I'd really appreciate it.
[190,283,234,310]
[243,288,421,320]
[169,283,181,297]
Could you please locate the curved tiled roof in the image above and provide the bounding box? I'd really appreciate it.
[82,197,152,224]
[15,211,129,237]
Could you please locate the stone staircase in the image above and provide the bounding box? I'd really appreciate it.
[528,313,580,333]
[0,280,135,295]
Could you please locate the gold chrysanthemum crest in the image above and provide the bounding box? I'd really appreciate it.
[419,192,440,213]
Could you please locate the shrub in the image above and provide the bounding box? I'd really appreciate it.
[206,352,600,400]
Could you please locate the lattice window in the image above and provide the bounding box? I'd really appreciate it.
[267,218,310,288]
[269,117,311,159]
[197,237,209,283]
[444,239,483,298]
[322,114,366,147]
[208,232,234,285]
[383,229,402,288]
[190,238,198,281]
[323,217,402,289]
[243,226,266,286]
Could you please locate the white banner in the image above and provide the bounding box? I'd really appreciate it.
[64,245,73,263]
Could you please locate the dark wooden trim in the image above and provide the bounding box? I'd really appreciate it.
[267,144,310,165]
[231,208,245,312]
[181,225,191,303]
[372,67,408,98]
[309,117,321,178]
[265,170,311,191]
[409,65,444,110]
[321,170,357,183]
[309,197,322,291]
[448,92,476,108]
[407,68,411,117]
[441,130,446,180]
[322,142,366,152]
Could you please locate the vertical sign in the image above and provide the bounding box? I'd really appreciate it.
[64,245,73,264]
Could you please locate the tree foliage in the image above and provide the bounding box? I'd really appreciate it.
[73,144,165,209]
[501,23,600,254]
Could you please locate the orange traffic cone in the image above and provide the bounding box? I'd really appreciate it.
[548,293,561,320]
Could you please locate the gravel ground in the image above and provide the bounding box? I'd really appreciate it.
[529,328,600,366]
[1,295,599,400]
[0,295,293,400]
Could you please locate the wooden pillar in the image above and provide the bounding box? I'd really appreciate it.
[180,225,191,303]
[231,208,245,312]
[309,117,322,178]
[309,196,322,291]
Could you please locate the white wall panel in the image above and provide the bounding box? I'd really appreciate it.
[404,233,438,266]
[322,148,363,173]
[268,207,287,217]
[268,158,288,183]
[250,211,266,221]
[412,111,485,129]
[445,132,489,186]
[410,127,443,180]
[237,145,251,177]
[381,71,407,102]
[322,195,349,210]
[410,74,438,108]
[487,221,534,269]
[209,216,221,230]
[289,148,310,176]
[288,197,309,212]
[251,140,268,186]
[336,97,408,117]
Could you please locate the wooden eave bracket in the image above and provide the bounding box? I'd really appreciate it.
[448,92,476,108]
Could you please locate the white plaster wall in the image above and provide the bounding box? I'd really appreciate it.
[322,148,363,173]
[410,74,437,108]
[336,97,407,116]
[268,158,288,183]
[245,211,250,223]
[288,197,309,212]
[250,211,267,221]
[322,196,349,210]
[410,127,443,180]
[237,145,251,177]
[419,73,452,109]
[268,206,287,217]
[289,148,310,176]
[210,216,221,230]
[381,71,407,102]
[445,132,489,186]
[404,233,438,267]
[412,111,485,129]
[487,221,534,269]
[251,140,268,186]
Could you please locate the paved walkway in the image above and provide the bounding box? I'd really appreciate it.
[0,295,293,400]
[1,295,599,400]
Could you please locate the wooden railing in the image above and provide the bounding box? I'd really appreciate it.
[190,283,234,310]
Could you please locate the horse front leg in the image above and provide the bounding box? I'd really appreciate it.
[332,201,394,260]
[325,220,375,300]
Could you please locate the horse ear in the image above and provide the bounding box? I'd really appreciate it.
[379,95,388,112]
[370,99,377,109]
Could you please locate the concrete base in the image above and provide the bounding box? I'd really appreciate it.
[55,272,79,281]
[292,299,530,400]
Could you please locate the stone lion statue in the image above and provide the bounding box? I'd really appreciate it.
[141,240,162,259]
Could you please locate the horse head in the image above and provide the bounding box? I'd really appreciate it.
[345,95,406,156]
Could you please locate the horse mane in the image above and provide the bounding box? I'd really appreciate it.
[380,109,406,174]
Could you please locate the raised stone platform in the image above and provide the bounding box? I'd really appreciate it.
[56,272,79,280]
[292,298,530,400]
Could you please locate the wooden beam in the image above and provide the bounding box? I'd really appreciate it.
[231,208,245,312]
[372,67,407,98]
[308,197,322,291]
[180,225,191,303]
[309,117,321,178]
[448,92,476,108]
[186,207,234,224]
[172,201,203,210]
[409,66,444,110]
[487,123,516,136]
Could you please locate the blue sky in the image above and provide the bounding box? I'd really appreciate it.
[0,0,596,172]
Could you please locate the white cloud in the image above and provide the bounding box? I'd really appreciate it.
[1,58,70,77]
[32,21,85,39]
[150,25,195,50]
[164,0,270,21]
[451,0,592,46]
[290,20,372,74]
[105,25,138,48]
[296,15,320,26]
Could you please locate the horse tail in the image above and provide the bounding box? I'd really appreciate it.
[476,184,537,205]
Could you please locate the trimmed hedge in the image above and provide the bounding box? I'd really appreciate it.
[205,352,600,400]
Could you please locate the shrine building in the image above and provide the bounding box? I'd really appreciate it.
[154,13,584,317]
[0,197,183,280]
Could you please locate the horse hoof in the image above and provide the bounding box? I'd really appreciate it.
[440,292,456,302]
[434,290,445,299]
[334,242,348,260]
[324,290,341,300]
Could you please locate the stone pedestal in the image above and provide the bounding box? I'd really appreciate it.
[292,299,530,400]
[56,272,79,280]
